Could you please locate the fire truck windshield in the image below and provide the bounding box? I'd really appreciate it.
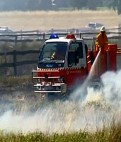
[40,42,67,61]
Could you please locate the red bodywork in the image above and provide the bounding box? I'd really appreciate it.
[32,42,121,94]
[89,44,118,77]
[33,67,87,91]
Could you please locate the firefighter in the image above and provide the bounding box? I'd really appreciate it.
[51,45,64,60]
[95,26,108,51]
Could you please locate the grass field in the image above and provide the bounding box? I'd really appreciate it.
[0,10,121,31]
[0,126,121,142]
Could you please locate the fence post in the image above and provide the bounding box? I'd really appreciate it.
[13,50,17,76]
[14,35,17,47]
[43,33,45,41]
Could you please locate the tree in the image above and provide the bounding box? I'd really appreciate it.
[87,0,102,10]
[40,0,52,10]
[117,0,121,14]
[69,0,88,9]
[0,0,120,14]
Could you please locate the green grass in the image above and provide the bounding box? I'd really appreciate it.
[0,119,120,142]
[0,124,121,142]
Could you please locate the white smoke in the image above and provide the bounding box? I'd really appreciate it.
[101,70,121,108]
[0,70,121,134]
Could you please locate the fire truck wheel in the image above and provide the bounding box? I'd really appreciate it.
[47,93,70,101]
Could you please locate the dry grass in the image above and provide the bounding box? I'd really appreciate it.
[0,10,121,31]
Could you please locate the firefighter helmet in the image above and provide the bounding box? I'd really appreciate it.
[100,26,105,32]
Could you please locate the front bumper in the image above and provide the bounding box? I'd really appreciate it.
[34,82,67,94]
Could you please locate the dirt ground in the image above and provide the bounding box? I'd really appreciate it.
[0,10,121,31]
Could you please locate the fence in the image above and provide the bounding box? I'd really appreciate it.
[0,30,121,76]
[0,49,39,76]
[0,28,121,44]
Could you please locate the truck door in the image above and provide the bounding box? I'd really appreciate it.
[66,41,87,87]
[68,41,86,68]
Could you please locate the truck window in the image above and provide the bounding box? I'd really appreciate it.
[69,42,83,58]
[76,42,83,58]
[39,42,67,61]
[68,42,84,67]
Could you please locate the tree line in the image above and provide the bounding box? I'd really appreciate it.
[0,0,121,14]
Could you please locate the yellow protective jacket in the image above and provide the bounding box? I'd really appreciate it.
[95,32,108,51]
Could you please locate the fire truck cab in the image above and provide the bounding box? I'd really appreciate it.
[38,34,87,69]
[32,34,89,95]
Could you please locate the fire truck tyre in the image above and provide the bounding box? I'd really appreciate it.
[47,93,60,101]
[47,93,69,101]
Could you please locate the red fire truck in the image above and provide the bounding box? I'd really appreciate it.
[32,33,121,96]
